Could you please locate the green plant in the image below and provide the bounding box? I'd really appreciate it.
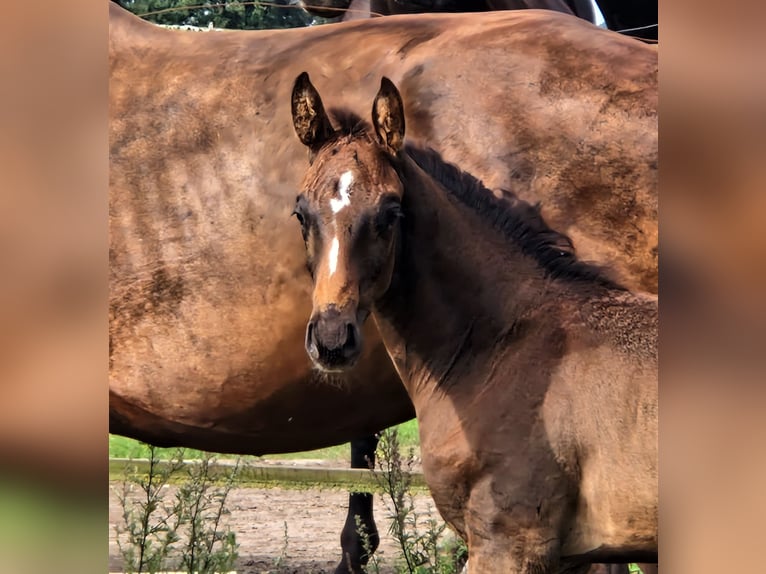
[366,428,467,574]
[354,513,381,574]
[114,445,186,573]
[114,0,321,30]
[112,443,240,573]
[110,422,421,463]
[273,520,289,571]
[176,454,240,573]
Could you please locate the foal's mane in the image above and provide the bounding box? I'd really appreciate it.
[405,145,624,289]
[328,110,624,290]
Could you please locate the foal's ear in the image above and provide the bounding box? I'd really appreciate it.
[291,72,334,152]
[372,77,405,154]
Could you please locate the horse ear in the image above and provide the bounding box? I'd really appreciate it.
[291,72,334,152]
[372,77,405,154]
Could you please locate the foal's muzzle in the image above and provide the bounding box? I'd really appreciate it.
[305,306,362,371]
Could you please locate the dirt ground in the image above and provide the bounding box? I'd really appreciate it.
[109,476,441,574]
[108,460,652,574]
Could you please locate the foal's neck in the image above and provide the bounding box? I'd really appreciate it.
[373,153,589,396]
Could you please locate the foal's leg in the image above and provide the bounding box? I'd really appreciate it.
[464,557,642,574]
[460,525,560,574]
[462,500,576,574]
[335,433,380,574]
[599,565,658,574]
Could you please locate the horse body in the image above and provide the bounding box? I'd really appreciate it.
[409,294,657,569]
[290,75,657,573]
[110,4,655,570]
[110,0,655,450]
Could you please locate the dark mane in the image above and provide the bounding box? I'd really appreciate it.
[404,144,625,290]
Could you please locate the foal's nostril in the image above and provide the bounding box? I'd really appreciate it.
[305,321,319,359]
[306,321,314,344]
[307,312,361,369]
[342,323,360,358]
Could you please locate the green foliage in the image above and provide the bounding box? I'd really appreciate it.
[393,419,419,446]
[273,521,290,570]
[114,0,323,30]
[113,444,240,573]
[109,434,209,460]
[354,513,381,574]
[109,420,421,462]
[367,428,467,574]
[176,456,240,573]
[114,446,187,573]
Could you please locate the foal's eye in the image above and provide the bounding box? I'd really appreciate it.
[375,205,402,235]
[292,198,310,241]
[292,209,305,226]
[292,197,308,227]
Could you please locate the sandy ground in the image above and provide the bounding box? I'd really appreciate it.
[108,459,653,574]
[109,480,442,574]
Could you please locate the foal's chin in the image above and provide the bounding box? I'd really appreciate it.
[308,354,359,374]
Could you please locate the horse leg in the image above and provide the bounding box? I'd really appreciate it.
[604,565,658,574]
[335,433,380,574]
[584,563,658,574]
[465,555,590,574]
[461,535,549,574]
[464,559,646,574]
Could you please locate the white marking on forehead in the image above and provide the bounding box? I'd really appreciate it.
[328,236,340,277]
[330,171,354,214]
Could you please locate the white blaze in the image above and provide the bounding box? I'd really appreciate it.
[328,171,353,277]
[328,236,340,276]
[330,171,354,214]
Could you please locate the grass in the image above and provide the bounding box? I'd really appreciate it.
[109,419,420,463]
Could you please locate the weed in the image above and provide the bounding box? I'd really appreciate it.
[114,445,186,573]
[273,520,289,571]
[112,444,240,573]
[176,454,240,573]
[354,513,381,574]
[364,428,467,574]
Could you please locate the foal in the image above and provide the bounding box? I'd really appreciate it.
[289,72,657,573]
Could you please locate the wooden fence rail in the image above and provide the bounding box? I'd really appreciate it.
[109,458,427,492]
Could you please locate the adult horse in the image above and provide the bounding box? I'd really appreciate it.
[289,73,657,573]
[109,3,656,571]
